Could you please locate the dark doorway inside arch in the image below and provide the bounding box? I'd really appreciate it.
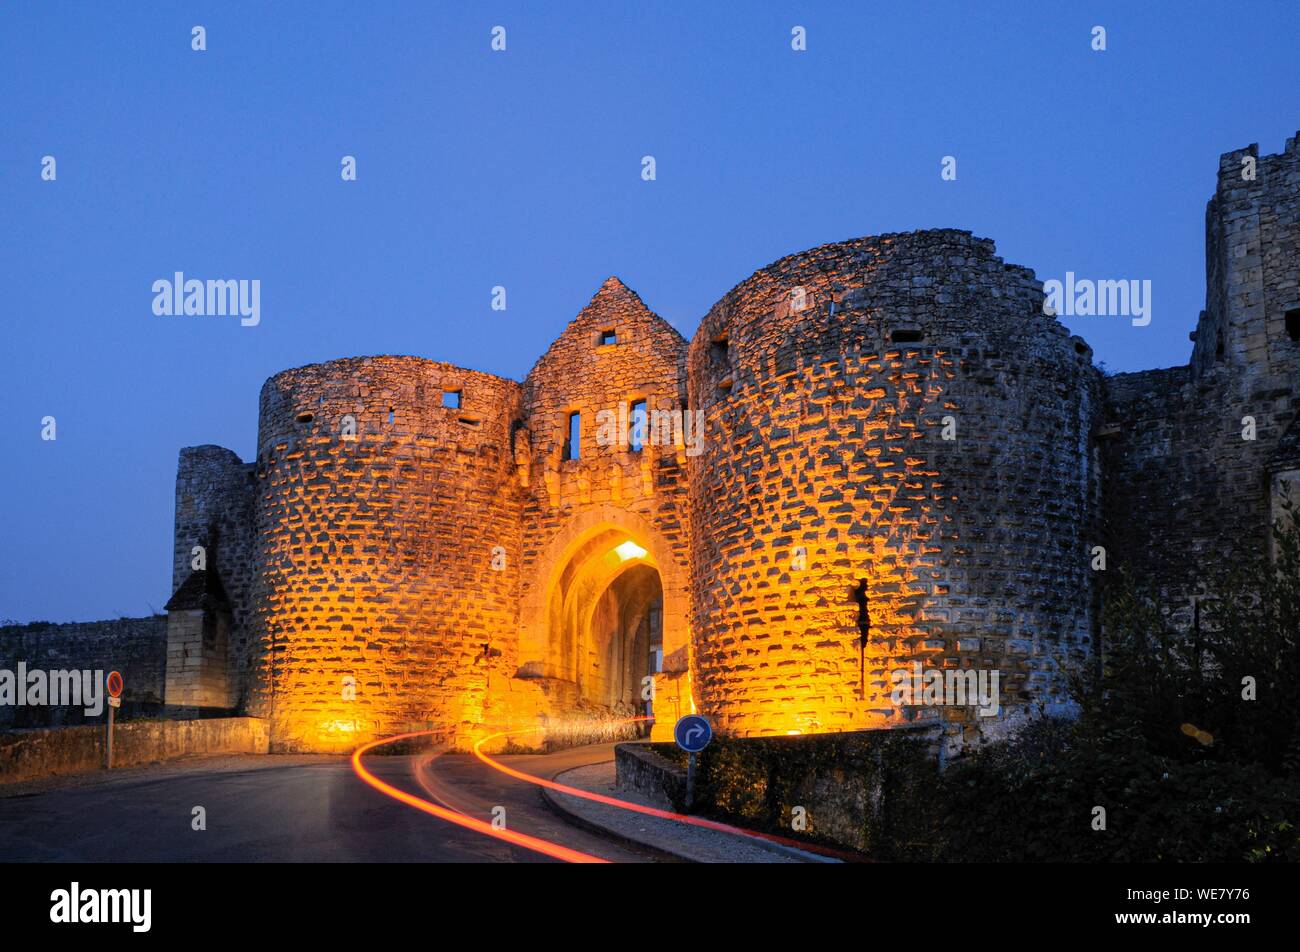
[581,563,663,715]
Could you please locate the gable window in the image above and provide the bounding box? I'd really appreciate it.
[563,411,581,460]
[599,329,618,346]
[442,390,462,409]
[629,399,647,452]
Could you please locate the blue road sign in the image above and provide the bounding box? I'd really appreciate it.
[674,714,712,753]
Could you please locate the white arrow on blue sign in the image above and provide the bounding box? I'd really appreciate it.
[674,714,712,753]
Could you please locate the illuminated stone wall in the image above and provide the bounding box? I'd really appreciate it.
[249,356,524,751]
[152,135,1297,755]
[516,278,693,731]
[686,230,1100,748]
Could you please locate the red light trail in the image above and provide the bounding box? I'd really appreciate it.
[471,720,856,861]
[354,719,857,863]
[350,731,607,864]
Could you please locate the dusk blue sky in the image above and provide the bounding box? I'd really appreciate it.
[2,2,1297,623]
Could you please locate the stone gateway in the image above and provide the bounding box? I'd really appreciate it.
[159,136,1300,754]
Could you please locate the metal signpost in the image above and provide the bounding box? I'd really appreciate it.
[105,670,123,770]
[673,714,712,811]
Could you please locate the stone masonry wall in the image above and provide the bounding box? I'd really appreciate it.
[164,607,234,712]
[1104,136,1300,617]
[516,278,693,718]
[1100,366,1225,623]
[171,445,257,705]
[250,356,524,751]
[687,230,1100,750]
[139,134,1294,755]
[0,616,167,727]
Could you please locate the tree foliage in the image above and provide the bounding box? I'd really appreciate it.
[935,501,1300,862]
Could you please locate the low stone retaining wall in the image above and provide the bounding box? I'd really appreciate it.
[0,717,269,784]
[615,742,687,809]
[615,726,940,857]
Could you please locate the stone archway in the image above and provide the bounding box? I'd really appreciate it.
[564,552,662,710]
[582,562,663,706]
[517,507,689,716]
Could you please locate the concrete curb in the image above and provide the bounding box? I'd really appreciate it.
[538,779,690,863]
[541,762,840,864]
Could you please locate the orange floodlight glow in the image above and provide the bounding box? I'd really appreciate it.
[613,540,647,562]
[350,731,606,864]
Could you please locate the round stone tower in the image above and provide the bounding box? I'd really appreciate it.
[686,230,1100,748]
[250,355,523,751]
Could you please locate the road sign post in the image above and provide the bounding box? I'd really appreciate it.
[673,714,712,812]
[105,671,123,770]
[686,753,695,810]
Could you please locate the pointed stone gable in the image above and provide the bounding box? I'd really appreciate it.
[521,275,688,473]
[513,277,694,703]
[524,277,687,400]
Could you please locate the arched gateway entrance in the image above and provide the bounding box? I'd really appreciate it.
[551,529,662,710]
[517,507,689,724]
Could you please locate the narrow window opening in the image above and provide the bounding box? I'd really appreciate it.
[442,390,462,409]
[1286,308,1300,343]
[296,412,314,423]
[1216,329,1225,358]
[629,399,647,452]
[563,411,581,460]
[387,407,395,424]
[599,329,618,346]
[891,328,924,344]
[710,336,729,363]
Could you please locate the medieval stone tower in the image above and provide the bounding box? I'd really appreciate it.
[688,231,1098,742]
[163,135,1300,753]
